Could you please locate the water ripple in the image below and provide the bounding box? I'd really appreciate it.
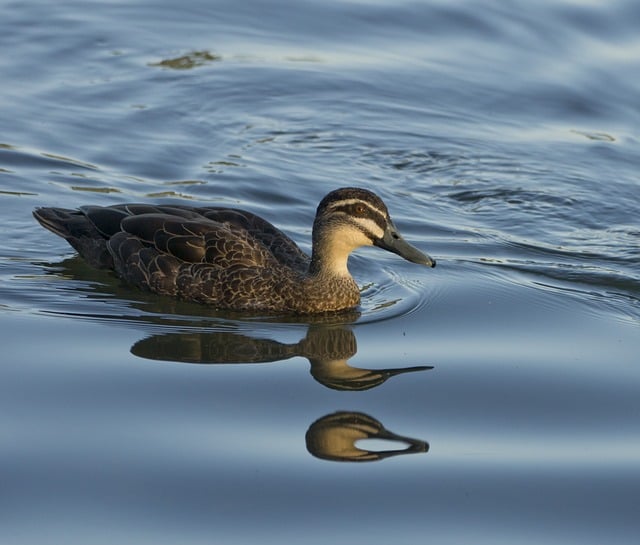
[357,264,437,324]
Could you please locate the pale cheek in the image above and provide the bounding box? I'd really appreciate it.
[340,230,373,251]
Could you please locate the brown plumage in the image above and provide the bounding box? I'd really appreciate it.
[33,187,435,314]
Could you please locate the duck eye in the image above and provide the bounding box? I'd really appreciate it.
[355,204,366,215]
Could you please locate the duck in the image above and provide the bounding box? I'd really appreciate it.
[33,187,436,314]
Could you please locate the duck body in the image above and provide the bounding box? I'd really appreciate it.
[33,188,435,314]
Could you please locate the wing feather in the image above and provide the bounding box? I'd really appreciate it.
[117,213,279,268]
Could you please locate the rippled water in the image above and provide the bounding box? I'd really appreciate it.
[1,1,639,544]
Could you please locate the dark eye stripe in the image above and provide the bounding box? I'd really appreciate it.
[330,202,387,233]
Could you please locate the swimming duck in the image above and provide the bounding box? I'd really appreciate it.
[33,187,435,314]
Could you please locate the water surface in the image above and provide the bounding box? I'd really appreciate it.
[1,1,639,544]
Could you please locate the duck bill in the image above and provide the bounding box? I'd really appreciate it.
[374,221,436,267]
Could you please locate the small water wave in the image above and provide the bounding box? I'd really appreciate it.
[357,263,437,324]
[445,222,640,324]
[0,143,98,173]
[448,187,575,211]
[487,258,639,324]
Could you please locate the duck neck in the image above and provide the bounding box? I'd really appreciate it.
[308,233,352,279]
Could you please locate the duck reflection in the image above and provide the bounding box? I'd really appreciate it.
[306,411,428,462]
[42,257,433,391]
[132,325,432,391]
[40,257,431,462]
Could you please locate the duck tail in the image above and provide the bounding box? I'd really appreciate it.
[33,207,81,238]
[33,207,114,269]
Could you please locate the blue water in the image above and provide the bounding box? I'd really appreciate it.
[1,1,639,544]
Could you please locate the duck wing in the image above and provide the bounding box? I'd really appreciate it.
[34,203,309,306]
[114,213,280,268]
[106,212,295,305]
[171,206,310,271]
[81,204,310,271]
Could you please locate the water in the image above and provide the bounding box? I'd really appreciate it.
[1,0,639,544]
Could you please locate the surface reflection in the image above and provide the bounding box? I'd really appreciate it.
[40,258,433,391]
[132,326,432,391]
[306,411,428,462]
[37,257,432,461]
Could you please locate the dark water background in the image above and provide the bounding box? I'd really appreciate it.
[1,1,639,544]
